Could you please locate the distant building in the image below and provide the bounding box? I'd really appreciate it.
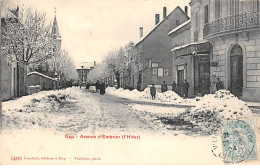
[76,62,95,84]
[133,6,190,90]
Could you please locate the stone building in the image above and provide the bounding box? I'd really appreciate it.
[76,62,95,84]
[189,0,260,101]
[133,6,190,91]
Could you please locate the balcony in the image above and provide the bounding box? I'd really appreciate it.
[203,11,260,39]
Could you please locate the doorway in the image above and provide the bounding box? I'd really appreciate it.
[194,54,210,95]
[177,69,184,96]
[230,44,243,97]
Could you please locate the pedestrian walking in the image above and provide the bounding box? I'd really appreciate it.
[150,84,156,100]
[95,80,100,92]
[183,79,189,98]
[99,82,106,95]
[161,81,168,93]
[172,81,177,93]
[216,78,224,91]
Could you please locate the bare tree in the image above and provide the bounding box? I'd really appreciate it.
[49,49,78,88]
[1,7,54,65]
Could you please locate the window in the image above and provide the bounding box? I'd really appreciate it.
[230,0,240,15]
[204,5,209,24]
[215,0,221,19]
[152,63,159,68]
[194,12,199,31]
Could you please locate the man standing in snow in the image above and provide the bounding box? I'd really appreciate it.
[150,84,156,100]
[183,79,190,98]
[95,80,100,92]
[216,78,224,91]
[161,81,168,93]
[99,82,106,95]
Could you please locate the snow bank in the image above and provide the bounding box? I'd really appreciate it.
[2,89,75,131]
[180,90,253,134]
[106,87,187,105]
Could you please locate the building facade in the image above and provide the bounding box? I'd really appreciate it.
[134,6,190,91]
[171,0,260,101]
[191,0,260,101]
[76,62,95,84]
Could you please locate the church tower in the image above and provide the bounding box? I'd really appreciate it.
[51,8,61,52]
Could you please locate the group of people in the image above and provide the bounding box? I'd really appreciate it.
[84,80,106,95]
[150,78,224,100]
[95,80,106,95]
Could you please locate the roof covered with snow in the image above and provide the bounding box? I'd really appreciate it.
[27,71,56,81]
[75,62,94,70]
[171,40,208,52]
[168,19,191,35]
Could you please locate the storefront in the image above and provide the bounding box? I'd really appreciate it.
[172,41,212,97]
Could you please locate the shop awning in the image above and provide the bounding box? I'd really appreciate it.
[171,41,212,58]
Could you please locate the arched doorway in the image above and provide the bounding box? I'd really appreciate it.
[230,44,243,97]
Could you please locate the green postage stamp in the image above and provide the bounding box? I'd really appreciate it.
[222,119,258,163]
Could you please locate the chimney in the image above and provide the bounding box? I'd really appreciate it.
[185,6,188,15]
[139,27,143,38]
[94,61,96,66]
[163,7,167,19]
[155,14,160,25]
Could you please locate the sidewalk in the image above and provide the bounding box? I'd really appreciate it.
[245,101,260,109]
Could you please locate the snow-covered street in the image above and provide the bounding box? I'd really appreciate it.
[1,87,260,164]
[1,87,191,135]
[2,87,260,135]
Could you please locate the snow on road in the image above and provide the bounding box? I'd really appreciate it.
[2,87,184,135]
[1,87,259,164]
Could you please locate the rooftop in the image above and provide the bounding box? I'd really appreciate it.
[134,6,189,46]
[168,19,191,35]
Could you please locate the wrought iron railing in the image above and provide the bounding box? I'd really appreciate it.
[203,11,259,38]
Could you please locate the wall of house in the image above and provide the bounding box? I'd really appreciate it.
[171,24,192,95]
[26,74,55,91]
[140,7,189,89]
[1,57,16,101]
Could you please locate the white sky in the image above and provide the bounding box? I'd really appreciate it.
[12,0,190,67]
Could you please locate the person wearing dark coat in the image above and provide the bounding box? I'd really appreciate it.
[161,81,168,93]
[201,79,208,96]
[216,78,224,91]
[150,84,156,100]
[95,80,100,92]
[183,79,190,98]
[99,82,106,95]
[172,81,177,93]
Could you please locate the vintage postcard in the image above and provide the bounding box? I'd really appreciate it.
[0,0,260,165]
